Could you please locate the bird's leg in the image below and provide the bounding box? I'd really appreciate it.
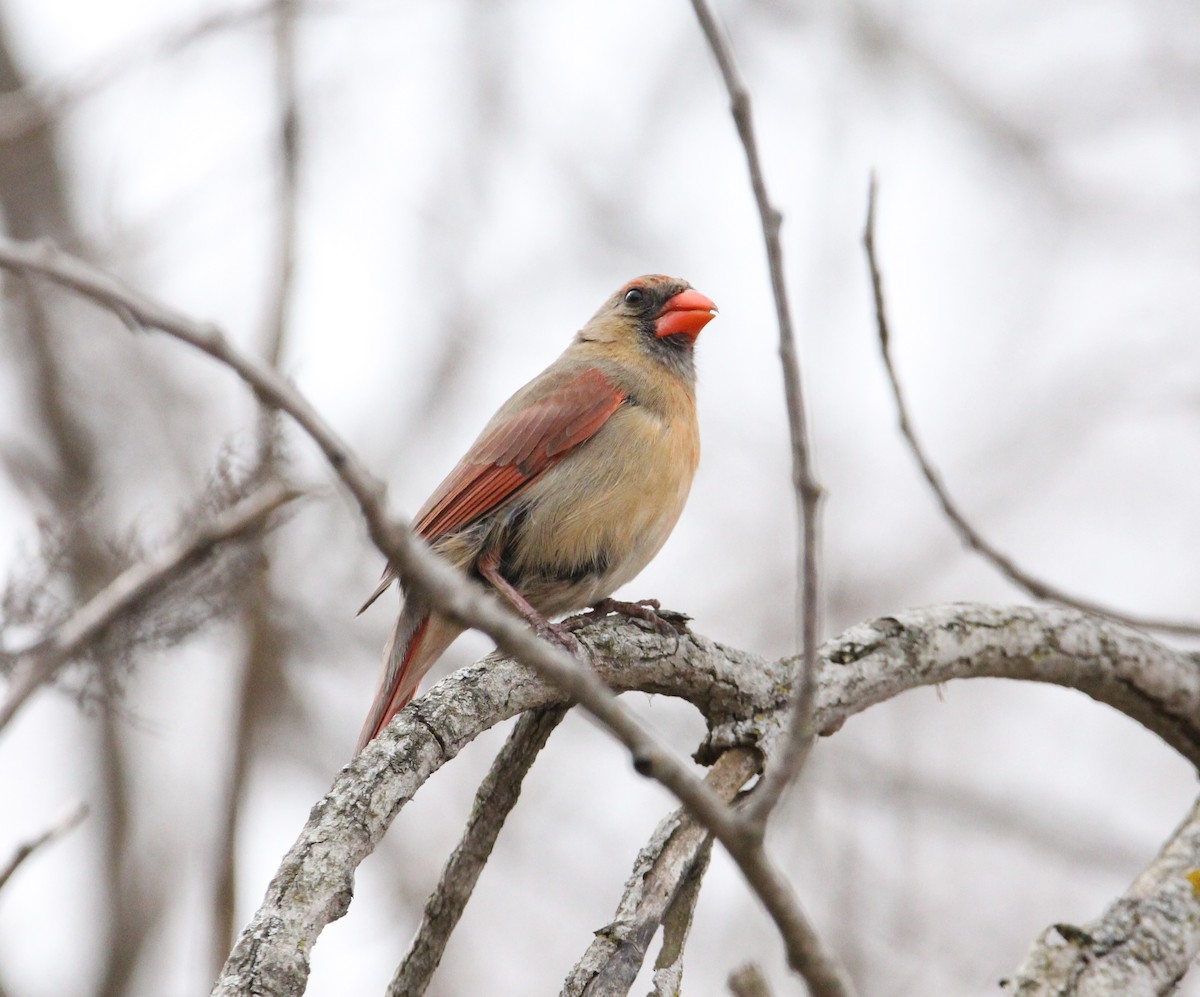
[477,553,583,657]
[563,597,690,637]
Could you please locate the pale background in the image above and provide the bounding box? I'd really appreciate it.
[1,0,1199,994]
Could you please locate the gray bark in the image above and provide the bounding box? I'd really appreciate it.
[212,603,1200,996]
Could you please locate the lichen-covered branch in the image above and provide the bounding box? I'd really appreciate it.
[812,603,1200,765]
[212,622,779,997]
[649,830,711,997]
[213,603,1200,995]
[1003,794,1200,995]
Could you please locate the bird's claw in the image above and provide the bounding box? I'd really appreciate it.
[563,598,690,637]
[537,620,584,658]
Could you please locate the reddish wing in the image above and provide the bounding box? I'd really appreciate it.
[414,366,626,542]
[356,366,626,615]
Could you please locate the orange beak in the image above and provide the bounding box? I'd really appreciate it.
[654,289,718,341]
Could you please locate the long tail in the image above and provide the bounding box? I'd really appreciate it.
[356,606,462,753]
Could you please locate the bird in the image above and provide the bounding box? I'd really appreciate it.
[355,274,717,752]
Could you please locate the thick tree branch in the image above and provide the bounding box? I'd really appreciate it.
[213,604,1199,995]
[862,179,1200,639]
[688,0,825,837]
[211,621,782,997]
[0,481,300,733]
[1003,794,1200,995]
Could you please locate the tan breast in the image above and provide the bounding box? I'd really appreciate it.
[506,379,700,616]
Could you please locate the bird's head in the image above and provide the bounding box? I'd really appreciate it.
[614,275,717,343]
[580,275,718,379]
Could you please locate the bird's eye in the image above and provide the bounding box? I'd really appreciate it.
[624,287,645,306]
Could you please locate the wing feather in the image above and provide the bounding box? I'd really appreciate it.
[357,367,626,615]
[414,366,626,543]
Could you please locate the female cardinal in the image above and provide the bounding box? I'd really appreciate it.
[356,275,717,751]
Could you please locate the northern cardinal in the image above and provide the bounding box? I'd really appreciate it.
[356,275,717,751]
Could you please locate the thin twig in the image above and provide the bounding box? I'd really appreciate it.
[389,705,568,996]
[688,0,825,831]
[0,237,850,997]
[862,177,1200,638]
[0,801,89,892]
[0,481,300,733]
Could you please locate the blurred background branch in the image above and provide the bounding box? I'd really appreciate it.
[211,0,302,972]
[0,480,299,732]
[0,801,87,894]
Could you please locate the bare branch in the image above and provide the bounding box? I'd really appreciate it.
[1003,794,1200,994]
[562,748,760,996]
[688,0,825,832]
[0,481,300,733]
[682,7,841,984]
[862,178,1200,639]
[214,603,1198,995]
[0,801,88,892]
[388,705,568,997]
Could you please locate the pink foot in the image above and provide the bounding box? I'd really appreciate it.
[563,598,690,637]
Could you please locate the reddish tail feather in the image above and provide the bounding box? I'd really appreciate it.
[356,613,430,752]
